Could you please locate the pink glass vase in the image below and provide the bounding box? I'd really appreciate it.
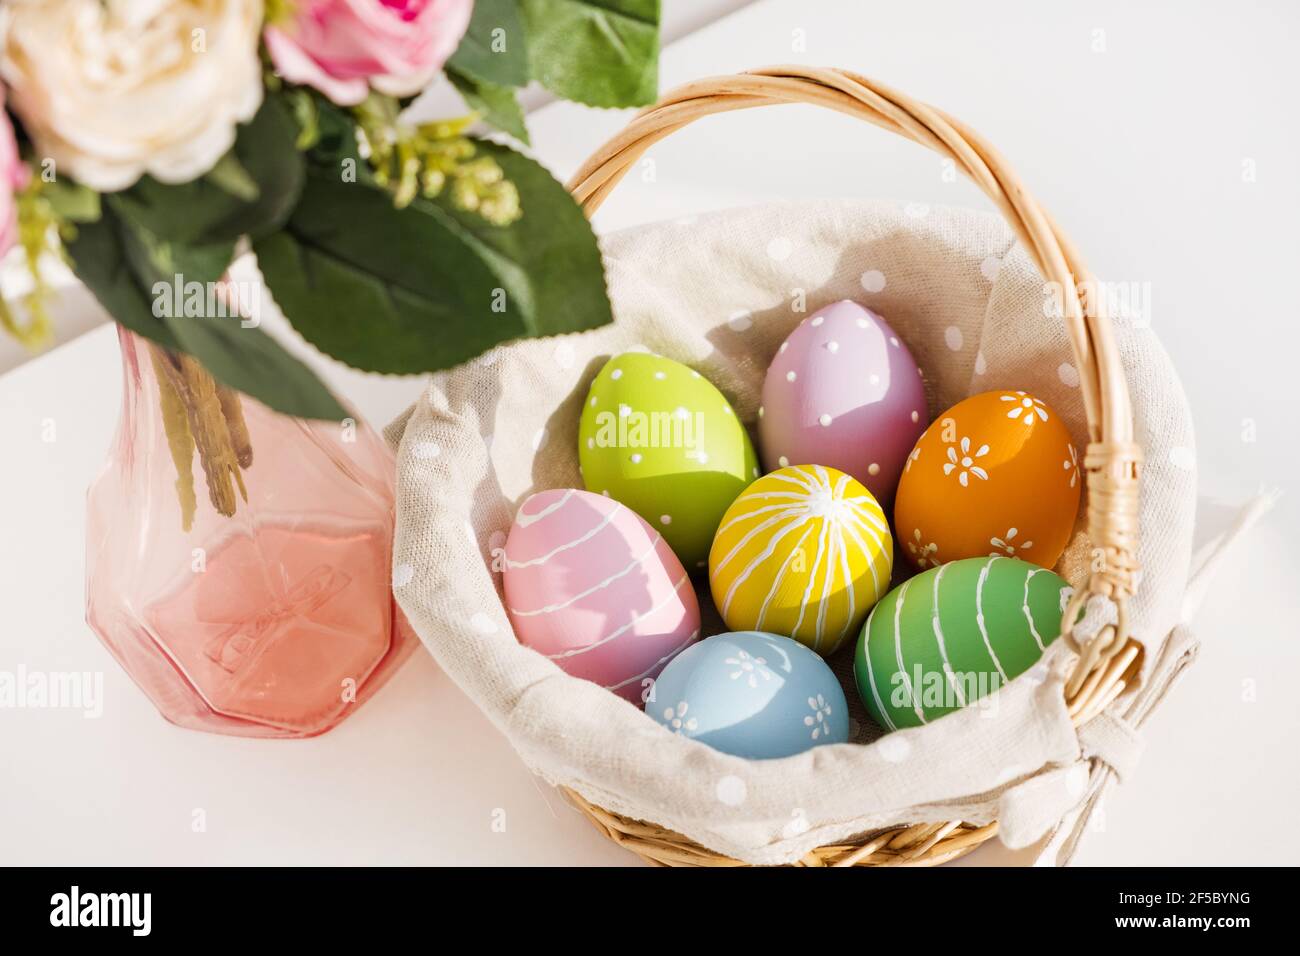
[86,328,416,738]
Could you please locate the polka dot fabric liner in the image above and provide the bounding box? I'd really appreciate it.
[386,199,1198,865]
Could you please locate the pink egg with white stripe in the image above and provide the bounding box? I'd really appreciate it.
[503,489,701,705]
[759,299,928,505]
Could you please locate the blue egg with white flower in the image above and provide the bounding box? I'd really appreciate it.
[648,631,849,759]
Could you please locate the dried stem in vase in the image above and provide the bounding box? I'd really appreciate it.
[148,343,253,526]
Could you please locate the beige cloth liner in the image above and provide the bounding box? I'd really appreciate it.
[386,200,1198,865]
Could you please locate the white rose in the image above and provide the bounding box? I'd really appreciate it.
[0,0,265,192]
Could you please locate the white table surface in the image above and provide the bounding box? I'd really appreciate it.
[2,0,1297,866]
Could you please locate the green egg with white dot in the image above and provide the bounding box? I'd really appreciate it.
[578,353,759,568]
[854,556,1073,730]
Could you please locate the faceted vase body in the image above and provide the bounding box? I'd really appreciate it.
[86,328,415,737]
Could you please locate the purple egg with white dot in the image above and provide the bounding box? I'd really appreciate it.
[758,299,927,504]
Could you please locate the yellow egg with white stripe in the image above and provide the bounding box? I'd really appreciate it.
[708,465,893,656]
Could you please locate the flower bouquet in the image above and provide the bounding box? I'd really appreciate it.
[0,0,660,445]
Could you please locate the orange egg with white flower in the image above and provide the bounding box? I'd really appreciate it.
[893,390,1082,570]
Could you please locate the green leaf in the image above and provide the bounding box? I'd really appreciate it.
[255,142,612,374]
[450,140,612,330]
[447,68,530,144]
[163,308,349,424]
[64,202,347,420]
[109,93,305,245]
[205,153,260,202]
[43,179,101,224]
[447,0,530,88]
[62,205,195,351]
[521,0,660,107]
[284,87,322,150]
[307,98,368,175]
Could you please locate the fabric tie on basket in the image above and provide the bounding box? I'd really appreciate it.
[1078,711,1144,782]
[1034,624,1198,864]
[388,199,1201,865]
[996,704,1149,849]
[1035,490,1277,864]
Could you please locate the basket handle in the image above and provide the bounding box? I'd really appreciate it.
[566,65,1143,705]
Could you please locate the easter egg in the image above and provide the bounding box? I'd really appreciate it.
[759,300,927,504]
[709,464,893,656]
[854,556,1071,730]
[579,353,758,569]
[649,631,849,759]
[894,390,1081,570]
[503,488,700,704]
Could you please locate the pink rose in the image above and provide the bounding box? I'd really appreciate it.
[265,0,473,107]
[1,99,29,256]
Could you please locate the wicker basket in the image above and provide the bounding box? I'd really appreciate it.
[559,65,1144,867]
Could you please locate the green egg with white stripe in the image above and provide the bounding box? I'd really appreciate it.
[853,557,1071,730]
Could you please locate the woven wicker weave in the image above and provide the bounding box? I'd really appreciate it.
[562,65,1144,867]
